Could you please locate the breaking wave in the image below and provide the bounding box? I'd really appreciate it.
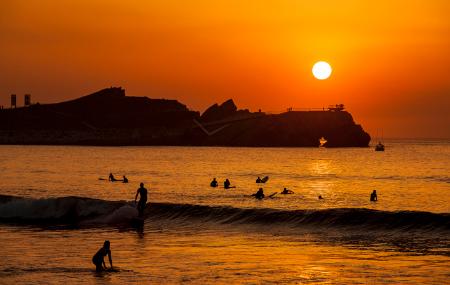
[0,195,449,232]
[0,195,136,226]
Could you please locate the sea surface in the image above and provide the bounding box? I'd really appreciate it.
[0,140,449,284]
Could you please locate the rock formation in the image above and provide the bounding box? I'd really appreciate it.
[0,87,371,147]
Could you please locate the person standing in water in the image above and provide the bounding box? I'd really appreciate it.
[370,190,378,202]
[135,182,148,217]
[92,240,113,272]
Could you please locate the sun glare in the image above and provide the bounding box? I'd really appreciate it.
[312,61,332,80]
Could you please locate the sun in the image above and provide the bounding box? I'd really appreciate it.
[312,61,332,80]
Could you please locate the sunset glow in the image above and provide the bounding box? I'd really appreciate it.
[0,2,449,283]
[0,0,449,138]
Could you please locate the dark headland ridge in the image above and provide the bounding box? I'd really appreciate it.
[0,87,370,147]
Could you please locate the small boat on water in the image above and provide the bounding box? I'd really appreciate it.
[375,142,385,151]
[319,137,327,147]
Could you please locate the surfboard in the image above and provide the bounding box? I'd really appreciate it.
[261,176,269,183]
[268,192,277,198]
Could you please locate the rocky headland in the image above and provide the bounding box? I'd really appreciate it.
[0,87,370,147]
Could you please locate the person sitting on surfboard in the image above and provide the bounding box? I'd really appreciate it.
[370,190,378,202]
[224,179,231,189]
[108,173,117,182]
[92,240,113,272]
[122,176,128,183]
[318,195,324,200]
[256,176,262,183]
[210,178,218,188]
[135,182,148,217]
[280,188,294,194]
[251,188,265,200]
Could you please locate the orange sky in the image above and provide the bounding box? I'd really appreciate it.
[1,0,449,138]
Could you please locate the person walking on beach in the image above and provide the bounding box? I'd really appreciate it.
[135,182,148,217]
[370,190,378,202]
[92,240,113,272]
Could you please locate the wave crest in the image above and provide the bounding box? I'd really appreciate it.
[0,195,449,232]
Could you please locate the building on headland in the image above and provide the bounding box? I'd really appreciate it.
[24,94,31,106]
[10,94,16,108]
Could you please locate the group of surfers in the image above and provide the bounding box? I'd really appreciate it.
[108,173,128,183]
[93,181,148,272]
[210,176,294,199]
[210,177,379,202]
[93,179,379,272]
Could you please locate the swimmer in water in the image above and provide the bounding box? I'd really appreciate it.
[280,187,294,194]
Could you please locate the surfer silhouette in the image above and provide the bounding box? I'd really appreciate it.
[256,176,262,183]
[135,182,148,217]
[210,178,218,188]
[108,173,117,182]
[92,240,113,272]
[280,187,294,194]
[251,188,265,199]
[370,190,378,202]
[122,175,128,183]
[224,179,231,189]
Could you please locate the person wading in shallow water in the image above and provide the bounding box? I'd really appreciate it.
[135,182,148,217]
[92,240,113,272]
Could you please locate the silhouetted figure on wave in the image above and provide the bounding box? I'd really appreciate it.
[318,195,324,200]
[256,176,262,183]
[370,190,378,202]
[252,188,265,200]
[122,175,128,183]
[92,240,113,272]
[280,187,294,194]
[210,178,218,188]
[135,182,148,217]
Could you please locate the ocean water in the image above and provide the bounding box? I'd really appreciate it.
[0,140,449,284]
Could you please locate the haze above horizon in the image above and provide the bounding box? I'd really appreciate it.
[0,0,449,139]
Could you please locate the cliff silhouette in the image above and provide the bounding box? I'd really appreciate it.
[0,87,370,147]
